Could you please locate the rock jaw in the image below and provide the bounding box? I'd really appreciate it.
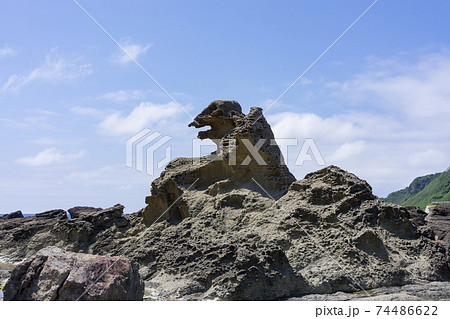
[142,100,295,225]
[188,100,244,141]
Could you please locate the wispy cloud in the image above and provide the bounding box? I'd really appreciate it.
[32,137,59,145]
[33,109,60,116]
[1,49,92,93]
[0,45,15,57]
[0,109,57,130]
[0,118,29,129]
[16,148,85,166]
[269,110,449,196]
[71,106,104,117]
[110,39,152,64]
[328,51,450,119]
[97,89,145,102]
[66,165,115,180]
[98,101,181,135]
[267,50,450,196]
[329,140,366,162]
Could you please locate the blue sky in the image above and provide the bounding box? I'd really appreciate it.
[1,0,450,213]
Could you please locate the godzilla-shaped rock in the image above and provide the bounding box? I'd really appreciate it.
[143,100,295,225]
[3,246,144,301]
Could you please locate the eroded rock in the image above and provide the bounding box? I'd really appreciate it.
[425,204,450,244]
[143,100,295,225]
[0,211,23,220]
[0,204,139,261]
[3,246,144,301]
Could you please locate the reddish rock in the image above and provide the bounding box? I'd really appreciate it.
[3,246,144,301]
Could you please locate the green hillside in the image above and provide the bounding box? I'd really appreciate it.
[383,168,450,209]
[383,172,441,205]
[403,169,450,209]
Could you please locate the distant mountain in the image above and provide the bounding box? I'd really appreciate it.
[384,172,442,204]
[383,168,450,209]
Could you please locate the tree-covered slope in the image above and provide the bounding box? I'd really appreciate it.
[403,169,450,209]
[383,172,442,205]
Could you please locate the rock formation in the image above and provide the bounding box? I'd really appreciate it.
[0,205,144,262]
[424,204,450,245]
[142,100,295,225]
[3,246,144,301]
[0,211,23,220]
[290,281,450,301]
[0,100,449,300]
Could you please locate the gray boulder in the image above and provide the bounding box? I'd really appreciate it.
[0,211,23,220]
[425,204,450,244]
[67,206,102,219]
[3,246,144,301]
[0,204,138,262]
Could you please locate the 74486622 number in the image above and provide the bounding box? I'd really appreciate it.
[376,306,437,316]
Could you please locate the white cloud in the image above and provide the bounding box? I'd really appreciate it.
[1,50,92,93]
[66,166,115,180]
[269,110,450,197]
[71,106,104,117]
[0,45,15,57]
[16,148,85,166]
[110,39,152,64]
[34,109,59,116]
[267,50,450,196]
[330,141,366,162]
[98,101,182,135]
[32,137,58,145]
[65,165,149,191]
[0,118,29,129]
[269,112,362,141]
[98,89,145,102]
[407,149,447,167]
[329,51,450,119]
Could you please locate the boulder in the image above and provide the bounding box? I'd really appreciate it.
[3,246,144,301]
[68,206,102,219]
[35,209,67,219]
[0,209,68,260]
[405,207,427,227]
[0,211,23,220]
[0,204,137,262]
[428,203,450,216]
[425,204,450,244]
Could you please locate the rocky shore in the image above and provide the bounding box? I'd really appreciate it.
[1,101,449,301]
[290,281,450,301]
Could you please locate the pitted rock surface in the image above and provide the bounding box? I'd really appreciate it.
[143,100,295,225]
[3,246,143,301]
